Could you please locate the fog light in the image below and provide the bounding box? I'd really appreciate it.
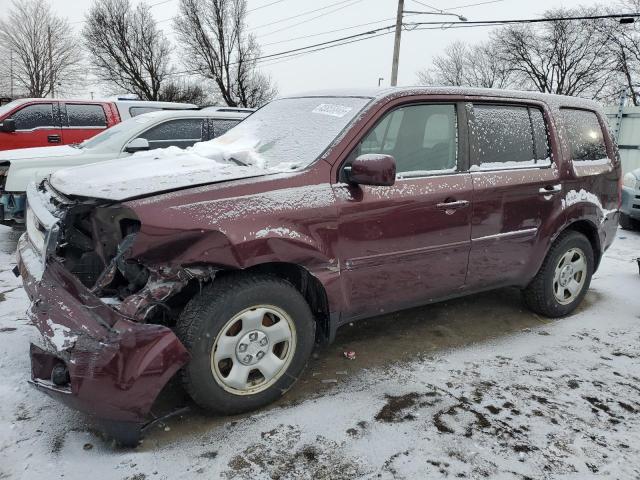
[51,364,70,386]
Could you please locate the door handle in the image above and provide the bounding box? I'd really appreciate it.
[538,184,562,195]
[47,134,61,144]
[436,200,470,211]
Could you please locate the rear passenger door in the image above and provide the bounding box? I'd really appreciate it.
[61,103,109,145]
[6,102,62,149]
[466,102,562,290]
[135,118,205,150]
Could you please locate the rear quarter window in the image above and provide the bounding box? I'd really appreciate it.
[130,107,161,117]
[560,108,608,163]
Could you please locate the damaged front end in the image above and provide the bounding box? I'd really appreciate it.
[17,180,209,444]
[54,189,216,323]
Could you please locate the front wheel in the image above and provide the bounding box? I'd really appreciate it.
[523,231,594,318]
[176,274,316,415]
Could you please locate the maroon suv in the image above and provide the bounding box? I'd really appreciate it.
[16,87,620,444]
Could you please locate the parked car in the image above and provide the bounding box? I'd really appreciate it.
[621,168,640,230]
[0,109,248,225]
[0,98,198,152]
[16,87,620,444]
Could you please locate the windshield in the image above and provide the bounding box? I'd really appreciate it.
[0,99,26,119]
[79,114,156,149]
[191,96,371,171]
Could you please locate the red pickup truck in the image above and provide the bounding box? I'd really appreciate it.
[0,98,197,151]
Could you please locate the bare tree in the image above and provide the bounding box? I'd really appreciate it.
[595,0,640,104]
[493,7,615,99]
[174,0,277,108]
[159,80,209,105]
[84,0,172,101]
[0,0,82,98]
[417,40,513,89]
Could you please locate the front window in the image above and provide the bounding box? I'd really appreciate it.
[12,103,55,130]
[192,96,372,171]
[351,104,458,176]
[79,115,156,149]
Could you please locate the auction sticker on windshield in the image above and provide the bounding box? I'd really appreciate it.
[312,104,353,118]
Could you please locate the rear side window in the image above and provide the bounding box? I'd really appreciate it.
[471,105,550,168]
[560,108,607,162]
[66,104,107,127]
[12,103,55,130]
[210,119,240,139]
[137,118,203,149]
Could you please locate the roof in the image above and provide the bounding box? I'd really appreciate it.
[7,97,198,108]
[135,108,250,121]
[283,86,603,110]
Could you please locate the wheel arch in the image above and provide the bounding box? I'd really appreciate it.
[555,219,602,271]
[217,262,333,344]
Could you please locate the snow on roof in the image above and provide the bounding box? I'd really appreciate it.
[283,86,603,111]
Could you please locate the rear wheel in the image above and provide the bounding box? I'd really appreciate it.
[619,213,638,231]
[175,274,315,415]
[523,231,594,318]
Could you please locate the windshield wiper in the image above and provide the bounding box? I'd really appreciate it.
[227,156,248,166]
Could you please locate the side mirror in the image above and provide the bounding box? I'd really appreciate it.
[0,118,16,133]
[344,154,396,187]
[124,137,150,153]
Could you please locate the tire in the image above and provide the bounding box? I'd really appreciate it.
[619,213,638,231]
[523,231,594,318]
[175,273,316,415]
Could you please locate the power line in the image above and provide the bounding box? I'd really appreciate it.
[250,0,357,30]
[256,0,365,38]
[148,0,174,7]
[260,15,414,47]
[247,0,286,14]
[257,0,502,47]
[404,12,640,27]
[70,0,174,25]
[162,10,640,78]
[410,0,440,12]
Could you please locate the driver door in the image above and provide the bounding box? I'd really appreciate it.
[333,102,473,320]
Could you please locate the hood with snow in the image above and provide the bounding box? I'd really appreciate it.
[48,136,285,201]
[0,145,83,163]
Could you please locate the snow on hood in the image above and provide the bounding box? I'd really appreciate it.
[0,145,82,162]
[49,139,275,201]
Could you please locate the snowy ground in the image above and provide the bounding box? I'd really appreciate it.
[1,226,639,480]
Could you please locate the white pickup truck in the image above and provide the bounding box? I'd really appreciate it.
[0,108,251,225]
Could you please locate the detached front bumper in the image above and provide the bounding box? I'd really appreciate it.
[17,234,190,431]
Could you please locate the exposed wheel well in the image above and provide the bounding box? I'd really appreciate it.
[562,220,602,271]
[219,262,331,344]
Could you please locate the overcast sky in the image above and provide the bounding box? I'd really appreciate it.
[0,0,623,99]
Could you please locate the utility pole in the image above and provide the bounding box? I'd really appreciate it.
[390,0,404,87]
[47,26,54,99]
[390,3,468,87]
[9,51,14,99]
